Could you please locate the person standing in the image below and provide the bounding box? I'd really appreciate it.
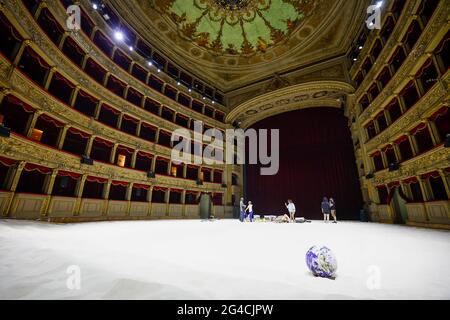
[329,198,337,223]
[285,199,296,222]
[321,197,331,223]
[245,201,254,222]
[239,197,246,222]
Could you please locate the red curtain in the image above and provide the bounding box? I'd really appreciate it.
[245,108,362,219]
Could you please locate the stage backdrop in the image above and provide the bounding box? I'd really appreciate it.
[245,107,362,220]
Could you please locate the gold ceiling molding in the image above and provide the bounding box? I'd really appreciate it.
[226,80,355,127]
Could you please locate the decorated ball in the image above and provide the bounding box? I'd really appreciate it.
[305,245,337,278]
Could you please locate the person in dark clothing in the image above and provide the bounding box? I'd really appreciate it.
[321,197,331,223]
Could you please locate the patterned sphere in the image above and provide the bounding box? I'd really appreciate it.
[305,245,337,278]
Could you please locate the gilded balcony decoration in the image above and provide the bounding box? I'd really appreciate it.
[152,0,318,56]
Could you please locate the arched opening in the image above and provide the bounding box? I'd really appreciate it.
[245,107,362,220]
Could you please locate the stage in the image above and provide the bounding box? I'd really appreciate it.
[0,219,449,300]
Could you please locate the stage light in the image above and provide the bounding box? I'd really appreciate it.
[202,96,206,100]
[129,46,133,51]
[358,45,363,50]
[212,101,215,104]
[188,88,192,92]
[114,31,124,41]
[353,58,357,61]
[147,61,152,66]
[177,81,181,86]
[376,1,383,8]
[157,68,161,73]
[92,3,98,10]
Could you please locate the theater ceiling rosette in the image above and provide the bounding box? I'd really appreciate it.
[109,0,367,93]
[155,0,317,56]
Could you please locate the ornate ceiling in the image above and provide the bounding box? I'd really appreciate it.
[109,0,368,100]
[156,0,318,56]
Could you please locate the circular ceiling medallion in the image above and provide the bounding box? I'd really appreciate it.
[152,0,319,56]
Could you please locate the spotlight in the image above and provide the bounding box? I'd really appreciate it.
[147,61,152,66]
[212,101,215,104]
[129,46,133,51]
[177,81,181,86]
[358,45,363,50]
[114,30,124,41]
[353,58,357,61]
[92,3,98,10]
[376,1,383,8]
[202,96,206,100]
[157,68,161,73]
[188,88,192,92]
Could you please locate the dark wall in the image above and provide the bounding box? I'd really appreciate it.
[245,107,362,220]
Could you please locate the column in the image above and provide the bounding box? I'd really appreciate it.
[103,179,112,200]
[57,125,69,149]
[58,32,70,50]
[136,121,142,137]
[81,54,89,70]
[8,161,26,193]
[69,86,80,107]
[427,120,441,145]
[131,150,138,169]
[438,169,450,200]
[12,40,30,66]
[110,143,118,164]
[183,164,187,179]
[125,183,133,201]
[5,161,26,216]
[408,134,419,157]
[26,110,43,138]
[150,156,156,172]
[43,67,56,91]
[117,113,123,130]
[181,190,186,204]
[85,135,95,157]
[75,174,87,198]
[103,72,111,87]
[94,101,102,120]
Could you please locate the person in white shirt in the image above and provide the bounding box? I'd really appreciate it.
[285,199,296,222]
[245,201,254,222]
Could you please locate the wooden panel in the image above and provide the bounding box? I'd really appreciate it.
[10,194,46,219]
[129,202,149,217]
[0,191,13,216]
[377,204,393,222]
[107,200,129,217]
[213,205,225,218]
[224,206,234,218]
[185,204,199,218]
[151,203,167,217]
[405,203,427,223]
[168,204,183,217]
[79,199,104,217]
[48,196,77,217]
[425,201,450,224]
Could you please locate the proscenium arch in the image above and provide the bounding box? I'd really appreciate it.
[226,80,355,128]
